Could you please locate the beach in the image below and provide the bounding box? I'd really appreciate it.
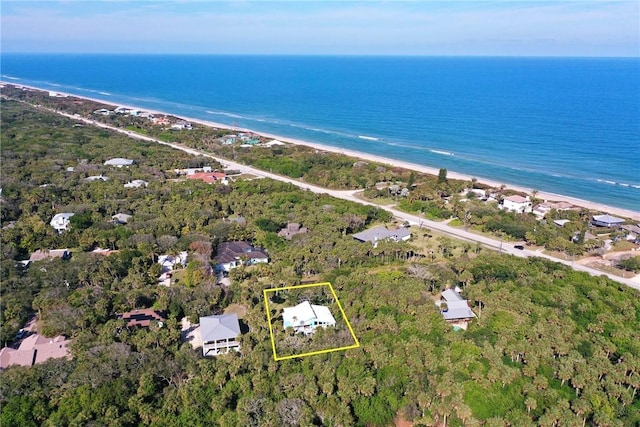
[5,81,640,222]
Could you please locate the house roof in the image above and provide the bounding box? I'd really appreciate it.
[441,300,476,320]
[283,301,317,325]
[51,212,74,222]
[124,180,148,188]
[621,224,640,234]
[215,242,267,264]
[104,158,134,166]
[186,172,226,184]
[1,334,71,370]
[200,313,240,342]
[119,308,166,327]
[352,226,411,243]
[593,214,625,225]
[112,213,132,223]
[28,249,70,262]
[441,289,463,302]
[504,195,529,203]
[282,301,336,326]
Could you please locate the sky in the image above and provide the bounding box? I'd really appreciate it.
[1,1,638,56]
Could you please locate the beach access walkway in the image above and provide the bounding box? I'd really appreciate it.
[47,107,640,291]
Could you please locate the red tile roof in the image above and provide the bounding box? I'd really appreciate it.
[186,172,226,184]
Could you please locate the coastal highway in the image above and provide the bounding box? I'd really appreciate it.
[50,107,640,291]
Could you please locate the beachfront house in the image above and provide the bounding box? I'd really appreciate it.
[214,242,268,273]
[282,301,336,335]
[50,213,75,233]
[352,225,411,247]
[171,120,192,130]
[501,195,532,214]
[200,313,241,357]
[532,201,576,218]
[592,214,625,228]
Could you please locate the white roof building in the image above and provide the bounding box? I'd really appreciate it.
[157,251,188,286]
[124,179,148,188]
[501,195,532,214]
[104,158,134,167]
[50,213,75,233]
[282,301,336,335]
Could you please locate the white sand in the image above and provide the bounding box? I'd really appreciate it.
[7,82,640,221]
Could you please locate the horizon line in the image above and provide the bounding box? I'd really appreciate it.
[2,52,639,59]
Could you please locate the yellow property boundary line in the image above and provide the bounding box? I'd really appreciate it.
[263,282,360,361]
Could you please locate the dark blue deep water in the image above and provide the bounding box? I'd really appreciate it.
[2,54,638,211]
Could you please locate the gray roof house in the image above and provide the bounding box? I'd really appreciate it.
[439,289,476,323]
[592,214,625,228]
[352,225,411,245]
[215,241,269,273]
[104,158,134,167]
[200,313,241,357]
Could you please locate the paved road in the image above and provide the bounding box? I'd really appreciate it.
[55,109,640,291]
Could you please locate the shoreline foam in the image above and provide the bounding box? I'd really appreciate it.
[4,81,639,221]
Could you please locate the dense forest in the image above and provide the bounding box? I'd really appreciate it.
[5,84,638,267]
[1,98,639,426]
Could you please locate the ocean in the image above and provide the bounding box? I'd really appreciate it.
[1,54,638,211]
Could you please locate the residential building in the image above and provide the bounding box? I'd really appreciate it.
[104,158,134,167]
[173,166,212,175]
[124,179,148,188]
[119,308,166,328]
[85,175,109,182]
[501,195,532,213]
[265,139,285,147]
[352,225,411,246]
[278,223,309,240]
[186,172,227,184]
[26,249,71,264]
[50,213,75,233]
[112,213,132,224]
[532,200,576,218]
[438,289,476,325]
[171,120,192,130]
[215,242,268,273]
[592,214,625,228]
[157,252,188,286]
[0,334,71,370]
[200,313,241,357]
[621,224,640,243]
[282,301,336,335]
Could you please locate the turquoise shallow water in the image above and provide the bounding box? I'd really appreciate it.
[2,54,638,211]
